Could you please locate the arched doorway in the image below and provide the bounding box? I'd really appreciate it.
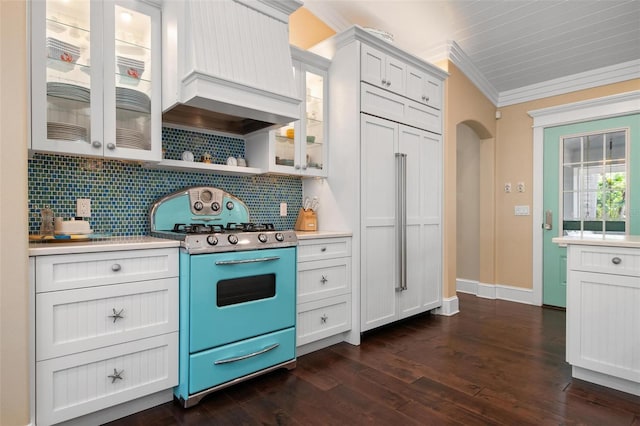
[456,121,494,295]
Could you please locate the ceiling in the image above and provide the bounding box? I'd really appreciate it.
[303,0,640,99]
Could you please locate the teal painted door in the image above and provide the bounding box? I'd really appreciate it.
[543,114,640,307]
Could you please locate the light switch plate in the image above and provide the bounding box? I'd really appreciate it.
[76,198,91,217]
[514,205,530,216]
[280,202,287,216]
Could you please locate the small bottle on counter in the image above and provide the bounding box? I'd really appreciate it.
[40,206,54,236]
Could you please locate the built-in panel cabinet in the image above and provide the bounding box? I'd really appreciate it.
[30,0,161,161]
[563,243,640,396]
[296,236,352,353]
[306,26,447,340]
[246,47,329,177]
[32,248,179,425]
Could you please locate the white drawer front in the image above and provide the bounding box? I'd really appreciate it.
[298,258,351,304]
[569,245,640,277]
[37,278,178,360]
[36,248,179,292]
[297,295,351,346]
[36,333,178,426]
[298,237,351,262]
[404,101,441,135]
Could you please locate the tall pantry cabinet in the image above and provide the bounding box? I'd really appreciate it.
[306,27,447,340]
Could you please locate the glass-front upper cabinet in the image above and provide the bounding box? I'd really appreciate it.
[30,0,161,161]
[250,47,329,177]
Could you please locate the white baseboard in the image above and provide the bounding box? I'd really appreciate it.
[434,295,459,316]
[296,333,350,356]
[457,279,535,305]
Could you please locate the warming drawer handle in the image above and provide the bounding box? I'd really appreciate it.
[215,256,280,265]
[214,343,280,365]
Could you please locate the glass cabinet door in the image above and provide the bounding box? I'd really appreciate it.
[32,0,98,155]
[105,1,160,160]
[31,0,161,161]
[303,68,326,175]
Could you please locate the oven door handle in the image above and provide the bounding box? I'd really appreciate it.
[215,256,280,265]
[213,343,280,365]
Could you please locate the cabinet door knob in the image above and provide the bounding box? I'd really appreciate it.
[381,78,387,85]
[108,308,125,323]
[386,80,391,87]
[92,140,102,148]
[611,257,622,265]
[425,95,429,102]
[107,142,116,150]
[320,247,327,252]
[294,164,301,170]
[108,368,124,383]
[320,275,328,284]
[320,314,328,324]
[111,263,122,272]
[302,164,308,170]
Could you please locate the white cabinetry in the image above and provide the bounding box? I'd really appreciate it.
[246,47,329,177]
[306,26,446,338]
[361,44,406,95]
[33,248,179,425]
[360,115,442,331]
[564,243,640,396]
[30,0,161,161]
[296,236,352,354]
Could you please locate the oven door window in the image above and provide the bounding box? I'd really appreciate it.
[217,274,275,307]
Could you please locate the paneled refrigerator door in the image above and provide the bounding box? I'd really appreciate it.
[31,0,102,156]
[360,114,399,332]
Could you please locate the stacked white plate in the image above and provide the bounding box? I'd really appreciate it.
[47,37,81,63]
[47,121,88,141]
[116,128,149,150]
[117,55,145,80]
[47,82,90,103]
[116,87,151,113]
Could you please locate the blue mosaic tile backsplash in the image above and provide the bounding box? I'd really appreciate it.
[28,127,303,236]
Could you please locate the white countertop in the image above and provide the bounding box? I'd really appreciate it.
[296,231,352,240]
[29,236,180,256]
[552,235,640,248]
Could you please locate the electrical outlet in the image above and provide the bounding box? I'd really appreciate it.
[76,198,91,217]
[504,182,512,193]
[517,182,526,193]
[280,202,287,216]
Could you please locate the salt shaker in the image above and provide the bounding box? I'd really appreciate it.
[40,206,54,236]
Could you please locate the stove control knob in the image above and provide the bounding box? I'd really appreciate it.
[194,201,204,211]
[211,202,220,212]
[206,235,218,246]
[228,234,239,244]
[275,232,285,242]
[258,233,268,243]
[226,201,234,210]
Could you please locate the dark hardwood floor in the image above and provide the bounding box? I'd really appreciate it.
[106,293,640,425]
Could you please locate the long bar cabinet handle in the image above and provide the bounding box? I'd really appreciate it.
[214,343,279,365]
[215,256,280,265]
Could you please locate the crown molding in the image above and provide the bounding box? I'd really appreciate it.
[420,40,499,106]
[498,59,640,107]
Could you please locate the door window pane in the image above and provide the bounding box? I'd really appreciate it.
[561,130,627,236]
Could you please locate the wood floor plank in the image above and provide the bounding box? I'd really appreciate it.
[104,293,640,426]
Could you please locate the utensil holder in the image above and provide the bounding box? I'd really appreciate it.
[294,209,317,231]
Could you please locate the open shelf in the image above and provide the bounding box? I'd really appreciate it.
[143,159,265,176]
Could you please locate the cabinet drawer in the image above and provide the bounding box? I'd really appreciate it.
[35,248,179,292]
[189,327,295,394]
[36,333,178,426]
[298,258,351,304]
[36,278,178,361]
[569,245,640,277]
[297,294,351,346]
[298,237,351,262]
[360,83,441,134]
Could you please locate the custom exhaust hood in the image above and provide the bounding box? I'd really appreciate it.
[162,0,303,135]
